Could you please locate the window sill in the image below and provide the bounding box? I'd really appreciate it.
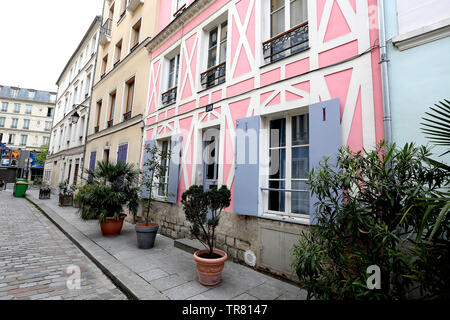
[260,212,310,226]
[393,17,450,51]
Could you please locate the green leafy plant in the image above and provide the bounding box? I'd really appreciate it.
[35,144,49,167]
[181,185,231,258]
[421,99,450,156]
[58,180,74,196]
[292,142,449,300]
[140,144,171,225]
[75,161,140,222]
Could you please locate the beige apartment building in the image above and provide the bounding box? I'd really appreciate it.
[84,0,158,177]
[0,85,55,152]
[44,17,101,189]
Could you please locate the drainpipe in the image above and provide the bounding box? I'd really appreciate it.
[378,0,392,145]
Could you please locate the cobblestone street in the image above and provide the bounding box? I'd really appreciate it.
[0,190,127,300]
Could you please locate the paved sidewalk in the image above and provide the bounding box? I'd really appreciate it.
[0,190,127,300]
[26,189,307,300]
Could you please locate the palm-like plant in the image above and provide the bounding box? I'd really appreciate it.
[76,161,140,222]
[421,99,450,156]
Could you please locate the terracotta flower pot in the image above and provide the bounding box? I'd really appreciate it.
[194,249,227,286]
[100,215,126,237]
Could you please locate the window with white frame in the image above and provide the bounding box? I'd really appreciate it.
[45,121,52,131]
[0,117,5,127]
[173,0,187,17]
[162,52,180,106]
[263,0,309,63]
[28,90,36,99]
[14,103,20,113]
[8,134,15,144]
[43,136,50,145]
[26,105,32,114]
[23,119,30,130]
[266,113,309,216]
[158,139,171,197]
[201,21,227,89]
[1,102,8,112]
[10,88,18,98]
[11,118,18,129]
[20,135,28,146]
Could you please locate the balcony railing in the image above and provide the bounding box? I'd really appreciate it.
[107,119,114,128]
[99,18,112,46]
[161,87,177,106]
[123,111,132,121]
[94,126,99,133]
[200,62,226,89]
[263,22,309,64]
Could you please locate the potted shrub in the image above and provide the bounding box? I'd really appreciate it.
[137,143,171,249]
[73,187,82,208]
[75,161,139,237]
[181,185,231,286]
[39,183,51,199]
[58,180,75,206]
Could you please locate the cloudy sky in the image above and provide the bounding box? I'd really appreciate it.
[0,0,103,92]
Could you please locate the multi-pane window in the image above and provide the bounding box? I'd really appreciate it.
[202,21,227,89]
[14,103,21,113]
[131,20,141,50]
[265,0,309,63]
[43,136,50,145]
[45,121,52,131]
[28,91,36,99]
[96,100,102,130]
[20,135,28,146]
[11,118,18,128]
[23,119,30,130]
[162,54,180,106]
[0,117,5,127]
[158,140,171,197]
[10,88,18,98]
[101,55,108,76]
[115,39,122,65]
[124,77,135,119]
[47,107,54,117]
[108,91,116,127]
[267,114,309,216]
[1,102,7,112]
[26,105,33,114]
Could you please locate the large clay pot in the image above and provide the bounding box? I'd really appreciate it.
[135,223,159,249]
[100,215,126,236]
[194,249,227,286]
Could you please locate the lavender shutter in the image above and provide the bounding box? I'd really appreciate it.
[309,98,341,224]
[141,140,155,199]
[167,134,182,204]
[117,144,128,163]
[88,151,96,182]
[234,116,260,216]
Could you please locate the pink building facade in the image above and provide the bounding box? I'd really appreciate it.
[142,0,384,279]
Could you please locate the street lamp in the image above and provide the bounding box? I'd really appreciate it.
[71,104,89,124]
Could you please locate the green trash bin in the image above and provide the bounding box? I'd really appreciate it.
[14,179,29,198]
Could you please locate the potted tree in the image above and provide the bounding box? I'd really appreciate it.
[137,143,171,249]
[58,180,75,206]
[75,161,140,236]
[181,185,231,286]
[39,183,51,199]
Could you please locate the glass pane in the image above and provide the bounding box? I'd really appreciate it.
[209,28,218,48]
[268,180,285,212]
[219,42,227,64]
[292,146,309,179]
[271,0,285,12]
[292,114,309,146]
[269,148,285,180]
[270,118,286,148]
[207,47,217,68]
[290,0,307,27]
[291,181,309,215]
[220,22,227,41]
[271,7,285,37]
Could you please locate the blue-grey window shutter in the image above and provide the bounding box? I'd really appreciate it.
[117,144,128,163]
[167,134,182,204]
[234,115,260,216]
[88,151,96,182]
[141,140,155,199]
[309,98,341,224]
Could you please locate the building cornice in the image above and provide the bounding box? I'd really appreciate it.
[47,145,85,160]
[393,17,450,51]
[145,0,215,54]
[86,114,143,142]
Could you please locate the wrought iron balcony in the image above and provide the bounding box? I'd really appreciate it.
[263,22,309,64]
[200,62,226,89]
[161,87,177,106]
[99,18,112,46]
[107,119,114,128]
[123,111,132,121]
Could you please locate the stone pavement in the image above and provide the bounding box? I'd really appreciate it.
[26,188,307,300]
[0,189,127,300]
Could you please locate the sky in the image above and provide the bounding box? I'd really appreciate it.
[0,0,104,93]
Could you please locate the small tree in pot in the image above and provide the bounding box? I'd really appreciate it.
[182,185,231,286]
[137,143,171,249]
[58,180,75,206]
[39,182,51,199]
